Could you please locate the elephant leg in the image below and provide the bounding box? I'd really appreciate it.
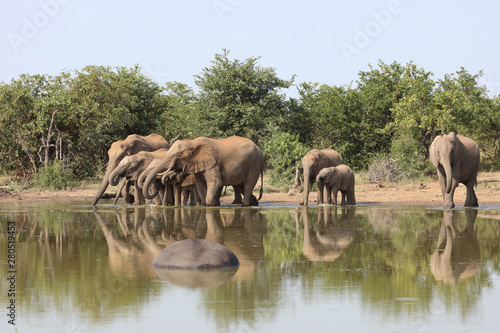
[123,180,134,204]
[162,185,169,206]
[340,190,347,205]
[173,184,182,206]
[324,185,331,205]
[194,176,207,206]
[232,187,243,204]
[347,186,356,205]
[134,184,146,206]
[181,188,190,206]
[317,183,324,204]
[464,179,479,207]
[204,169,222,206]
[317,182,324,205]
[332,185,339,205]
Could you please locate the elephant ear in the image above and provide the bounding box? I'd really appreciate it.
[429,136,441,167]
[181,174,196,187]
[183,141,218,174]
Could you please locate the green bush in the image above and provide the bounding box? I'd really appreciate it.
[34,160,75,190]
[390,133,434,179]
[262,128,308,188]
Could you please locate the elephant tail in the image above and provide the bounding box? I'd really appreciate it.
[258,169,263,201]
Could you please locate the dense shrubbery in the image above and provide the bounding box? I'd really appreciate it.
[1,50,499,189]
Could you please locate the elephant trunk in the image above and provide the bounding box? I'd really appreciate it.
[443,159,453,194]
[142,165,164,200]
[109,164,126,187]
[303,168,311,206]
[92,166,115,206]
[137,168,149,189]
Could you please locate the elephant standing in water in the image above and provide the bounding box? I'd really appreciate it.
[316,165,356,205]
[92,134,170,206]
[142,136,265,206]
[301,148,345,206]
[429,132,480,209]
[430,209,480,284]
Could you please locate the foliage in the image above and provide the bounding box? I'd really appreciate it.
[1,54,500,186]
[33,159,75,190]
[194,49,294,143]
[262,125,308,188]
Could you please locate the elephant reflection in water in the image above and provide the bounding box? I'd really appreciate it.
[202,208,266,281]
[299,205,355,262]
[430,209,480,284]
[95,206,266,286]
[93,207,177,278]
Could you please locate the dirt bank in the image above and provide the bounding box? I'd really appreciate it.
[1,172,500,206]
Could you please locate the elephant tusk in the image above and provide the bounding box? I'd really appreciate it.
[156,168,172,178]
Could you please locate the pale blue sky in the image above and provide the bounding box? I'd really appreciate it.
[1,0,499,97]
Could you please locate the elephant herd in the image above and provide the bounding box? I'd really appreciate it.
[92,134,265,207]
[92,132,481,209]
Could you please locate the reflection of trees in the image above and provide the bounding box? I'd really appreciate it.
[93,207,173,278]
[1,203,500,329]
[301,205,355,262]
[0,206,158,322]
[431,209,480,284]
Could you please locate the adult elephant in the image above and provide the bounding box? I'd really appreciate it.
[142,136,265,206]
[92,134,170,206]
[429,132,480,209]
[301,148,345,206]
[108,148,169,205]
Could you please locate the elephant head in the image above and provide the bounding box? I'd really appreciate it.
[92,134,169,206]
[316,167,341,189]
[302,149,345,206]
[108,152,155,187]
[142,138,217,200]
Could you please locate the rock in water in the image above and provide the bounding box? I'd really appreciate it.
[152,238,239,269]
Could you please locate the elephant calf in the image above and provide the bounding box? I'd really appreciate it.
[316,165,356,205]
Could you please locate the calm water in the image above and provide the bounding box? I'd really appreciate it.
[1,201,500,333]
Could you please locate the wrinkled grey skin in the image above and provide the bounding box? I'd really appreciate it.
[301,148,345,206]
[429,132,480,209]
[316,165,356,205]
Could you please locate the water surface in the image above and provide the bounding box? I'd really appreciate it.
[1,201,499,332]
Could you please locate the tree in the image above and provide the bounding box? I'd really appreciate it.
[155,81,198,142]
[194,50,294,143]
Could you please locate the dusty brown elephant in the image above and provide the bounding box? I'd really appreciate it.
[429,132,480,209]
[430,209,480,284]
[316,165,356,205]
[108,148,169,205]
[92,134,170,206]
[301,148,345,206]
[142,136,265,206]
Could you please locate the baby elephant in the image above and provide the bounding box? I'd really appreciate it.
[316,165,356,205]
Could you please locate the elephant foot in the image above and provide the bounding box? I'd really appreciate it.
[444,203,455,209]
